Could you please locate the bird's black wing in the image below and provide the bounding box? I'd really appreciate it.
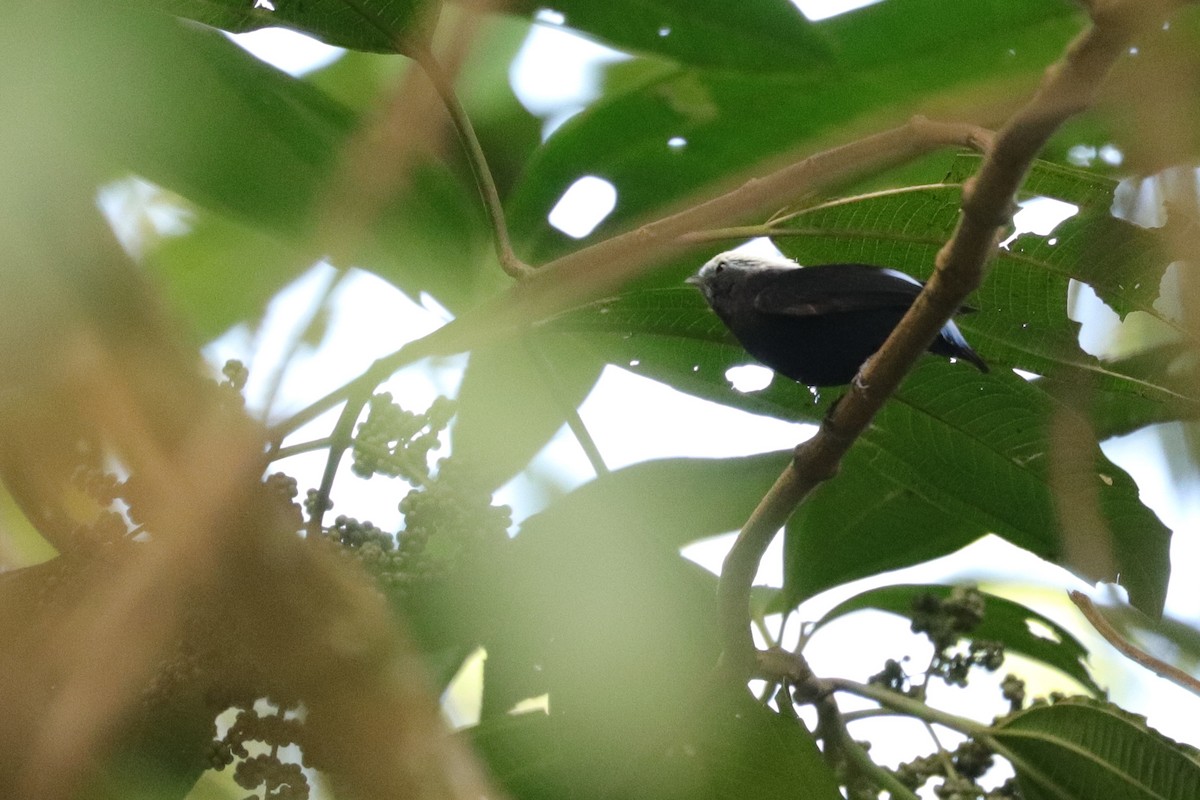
[751,264,923,318]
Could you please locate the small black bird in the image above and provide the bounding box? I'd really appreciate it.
[687,252,988,387]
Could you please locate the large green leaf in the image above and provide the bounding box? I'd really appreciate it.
[808,584,1102,695]
[503,0,835,73]
[951,155,1189,328]
[505,2,1082,262]
[146,211,311,341]
[786,364,1170,615]
[355,162,503,312]
[1049,342,1200,441]
[0,0,363,350]
[147,0,439,53]
[517,451,792,552]
[468,453,842,797]
[472,454,784,714]
[993,697,1200,800]
[4,3,354,237]
[951,152,1122,210]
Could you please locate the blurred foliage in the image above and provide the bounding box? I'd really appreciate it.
[5,0,1200,799]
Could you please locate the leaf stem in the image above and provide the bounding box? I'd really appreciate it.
[829,679,989,737]
[412,44,533,280]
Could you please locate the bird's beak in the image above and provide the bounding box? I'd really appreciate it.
[685,275,702,286]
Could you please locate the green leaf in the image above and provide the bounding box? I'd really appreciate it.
[452,334,604,492]
[773,184,1191,405]
[147,0,439,53]
[505,2,1081,261]
[993,697,1200,800]
[1048,342,1200,441]
[949,153,1121,211]
[481,488,723,780]
[475,454,787,718]
[950,156,1183,326]
[503,0,835,73]
[518,451,792,552]
[357,162,503,313]
[4,4,355,237]
[808,584,1102,695]
[785,363,1171,616]
[470,693,843,800]
[146,211,312,341]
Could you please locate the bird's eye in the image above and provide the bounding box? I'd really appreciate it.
[714,262,725,274]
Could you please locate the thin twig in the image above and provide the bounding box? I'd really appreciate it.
[271,437,334,461]
[714,0,1182,681]
[262,269,348,422]
[839,727,921,800]
[922,721,961,781]
[306,382,372,537]
[1069,590,1200,695]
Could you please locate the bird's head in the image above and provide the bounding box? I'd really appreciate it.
[686,251,793,305]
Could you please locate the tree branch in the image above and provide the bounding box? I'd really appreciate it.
[715,0,1183,679]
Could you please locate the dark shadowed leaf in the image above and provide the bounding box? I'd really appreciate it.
[6,4,354,236]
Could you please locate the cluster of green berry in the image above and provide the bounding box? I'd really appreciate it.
[326,514,417,591]
[208,706,309,800]
[893,742,1019,800]
[264,471,304,533]
[327,394,511,600]
[910,587,1006,689]
[397,456,512,568]
[863,588,1027,798]
[326,463,512,600]
[867,589,1006,698]
[911,586,987,652]
[351,393,455,482]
